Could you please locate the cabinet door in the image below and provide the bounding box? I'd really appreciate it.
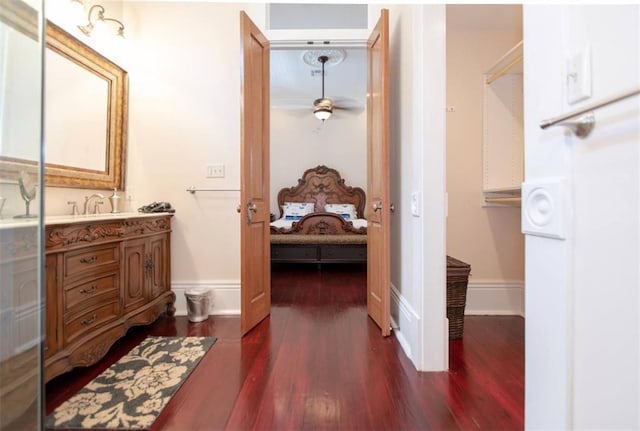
[44,254,59,358]
[122,238,147,313]
[148,234,169,299]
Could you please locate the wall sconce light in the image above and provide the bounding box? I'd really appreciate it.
[77,3,125,38]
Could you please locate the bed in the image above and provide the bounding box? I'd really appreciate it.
[270,165,367,264]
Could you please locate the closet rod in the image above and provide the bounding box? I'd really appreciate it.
[485,40,523,85]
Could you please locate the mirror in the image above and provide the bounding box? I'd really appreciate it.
[43,21,128,189]
[0,2,128,190]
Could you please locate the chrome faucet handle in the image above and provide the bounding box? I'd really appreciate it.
[93,201,104,214]
[67,201,79,215]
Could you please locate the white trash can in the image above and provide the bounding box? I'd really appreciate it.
[185,287,211,322]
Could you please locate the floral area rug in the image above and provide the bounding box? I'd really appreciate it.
[46,336,216,430]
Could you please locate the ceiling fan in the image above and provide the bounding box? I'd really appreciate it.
[313,55,334,122]
[309,54,363,122]
[269,49,364,117]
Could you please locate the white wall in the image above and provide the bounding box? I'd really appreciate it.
[270,108,366,214]
[387,4,448,371]
[446,6,524,316]
[121,2,246,313]
[524,5,640,429]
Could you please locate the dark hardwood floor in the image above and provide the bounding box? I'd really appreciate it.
[45,264,524,430]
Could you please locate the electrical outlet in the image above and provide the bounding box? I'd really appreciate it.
[206,164,225,178]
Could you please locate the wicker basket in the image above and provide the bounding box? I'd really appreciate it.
[447,256,471,339]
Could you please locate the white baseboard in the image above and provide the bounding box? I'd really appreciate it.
[390,283,421,366]
[464,280,524,317]
[171,278,523,321]
[172,281,240,316]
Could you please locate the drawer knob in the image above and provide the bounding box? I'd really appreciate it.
[79,255,98,264]
[81,313,97,326]
[80,284,98,295]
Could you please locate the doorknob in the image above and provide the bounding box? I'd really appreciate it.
[246,201,257,224]
[372,201,383,212]
[390,203,395,213]
[236,204,241,214]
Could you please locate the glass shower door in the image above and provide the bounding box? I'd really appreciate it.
[0,0,44,429]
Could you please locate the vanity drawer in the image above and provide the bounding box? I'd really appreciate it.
[64,271,120,312]
[64,244,119,281]
[64,299,120,345]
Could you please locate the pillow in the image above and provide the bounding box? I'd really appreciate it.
[325,203,357,220]
[282,202,315,218]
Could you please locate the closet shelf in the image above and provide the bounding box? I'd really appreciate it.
[485,41,523,85]
[483,186,521,194]
[484,196,521,207]
[483,187,521,208]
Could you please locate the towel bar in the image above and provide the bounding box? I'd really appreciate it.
[186,186,240,194]
[540,87,639,139]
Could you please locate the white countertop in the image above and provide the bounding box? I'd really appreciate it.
[0,212,174,230]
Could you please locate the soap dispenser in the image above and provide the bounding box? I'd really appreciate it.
[109,188,121,213]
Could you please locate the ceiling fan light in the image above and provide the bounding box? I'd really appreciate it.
[314,107,333,122]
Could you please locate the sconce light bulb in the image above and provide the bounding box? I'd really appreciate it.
[78,22,93,36]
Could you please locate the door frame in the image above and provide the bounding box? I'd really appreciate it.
[239,9,390,333]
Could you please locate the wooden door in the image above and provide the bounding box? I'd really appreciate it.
[366,9,391,336]
[240,11,271,335]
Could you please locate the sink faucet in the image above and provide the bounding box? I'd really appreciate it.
[83,193,105,215]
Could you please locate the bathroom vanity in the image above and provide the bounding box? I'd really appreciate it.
[44,212,175,382]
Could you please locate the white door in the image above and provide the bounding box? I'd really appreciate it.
[523,5,639,429]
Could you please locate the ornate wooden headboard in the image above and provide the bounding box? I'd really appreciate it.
[276,165,366,219]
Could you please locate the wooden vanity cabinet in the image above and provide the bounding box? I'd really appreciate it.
[44,214,175,382]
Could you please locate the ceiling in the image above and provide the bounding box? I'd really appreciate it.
[269,5,522,113]
[270,47,367,112]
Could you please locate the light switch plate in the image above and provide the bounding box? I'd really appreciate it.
[206,164,225,178]
[411,192,420,217]
[521,178,567,240]
[567,47,592,104]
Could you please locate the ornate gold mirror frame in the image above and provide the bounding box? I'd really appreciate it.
[44,21,128,189]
